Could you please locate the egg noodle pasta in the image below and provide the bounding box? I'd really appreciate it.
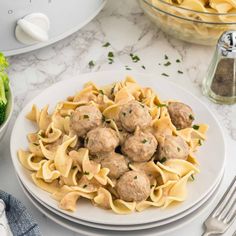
[18,76,208,214]
[140,0,236,45]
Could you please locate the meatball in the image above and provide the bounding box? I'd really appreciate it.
[157,135,189,161]
[122,130,157,162]
[116,171,150,202]
[85,127,119,155]
[119,101,152,132]
[101,152,129,179]
[70,105,102,137]
[168,102,194,130]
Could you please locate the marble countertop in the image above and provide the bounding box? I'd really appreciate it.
[0,0,236,235]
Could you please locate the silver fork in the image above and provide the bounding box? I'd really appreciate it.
[202,176,236,236]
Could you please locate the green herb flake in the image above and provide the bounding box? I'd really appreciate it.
[105,120,111,124]
[111,85,115,94]
[198,139,202,146]
[176,59,181,63]
[189,114,195,120]
[177,147,181,152]
[99,90,104,95]
[164,55,168,60]
[189,174,195,181]
[159,157,167,163]
[129,109,132,114]
[122,112,126,116]
[134,176,138,179]
[108,51,114,58]
[83,184,88,188]
[142,139,148,144]
[141,65,146,70]
[130,54,140,63]
[125,66,131,70]
[157,103,167,108]
[33,142,39,146]
[164,61,171,66]
[84,171,90,175]
[178,70,183,74]
[88,60,95,68]
[102,115,106,122]
[193,125,200,130]
[150,184,155,188]
[161,73,169,77]
[103,42,110,47]
[83,114,89,119]
[140,103,145,108]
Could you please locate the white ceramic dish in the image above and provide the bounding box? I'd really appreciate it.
[18,168,223,231]
[0,85,14,142]
[19,173,223,236]
[10,71,226,226]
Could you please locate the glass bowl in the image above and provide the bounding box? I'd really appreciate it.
[139,0,236,45]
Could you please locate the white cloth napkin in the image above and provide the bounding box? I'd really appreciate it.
[0,200,12,236]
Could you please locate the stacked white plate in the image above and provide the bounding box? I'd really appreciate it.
[10,71,226,236]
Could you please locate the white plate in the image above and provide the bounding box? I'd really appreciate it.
[18,168,223,231]
[10,71,226,225]
[19,172,223,236]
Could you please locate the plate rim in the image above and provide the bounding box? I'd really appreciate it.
[18,168,224,236]
[17,168,224,231]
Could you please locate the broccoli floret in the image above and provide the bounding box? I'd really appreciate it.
[0,77,7,125]
[0,52,9,72]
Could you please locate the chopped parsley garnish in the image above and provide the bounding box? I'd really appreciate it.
[164,61,171,66]
[142,139,148,144]
[161,73,169,77]
[125,65,131,70]
[164,55,168,60]
[84,171,90,175]
[33,142,39,146]
[159,157,167,163]
[176,59,181,63]
[111,85,115,94]
[129,109,132,114]
[105,120,111,124]
[157,103,167,108]
[178,70,183,74]
[134,176,138,179]
[88,60,95,68]
[193,125,200,130]
[83,114,89,119]
[198,139,202,146]
[189,174,195,181]
[150,184,155,188]
[83,184,87,188]
[103,42,110,47]
[98,90,104,95]
[141,65,146,70]
[122,112,126,116]
[108,51,114,58]
[130,53,140,63]
[189,114,195,120]
[140,103,145,108]
[108,52,114,64]
[177,147,181,152]
[102,115,106,122]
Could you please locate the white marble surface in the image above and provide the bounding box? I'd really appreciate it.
[0,0,236,235]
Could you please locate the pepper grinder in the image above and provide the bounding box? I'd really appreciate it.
[202,31,236,104]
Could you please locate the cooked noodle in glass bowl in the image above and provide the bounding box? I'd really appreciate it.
[139,0,236,45]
